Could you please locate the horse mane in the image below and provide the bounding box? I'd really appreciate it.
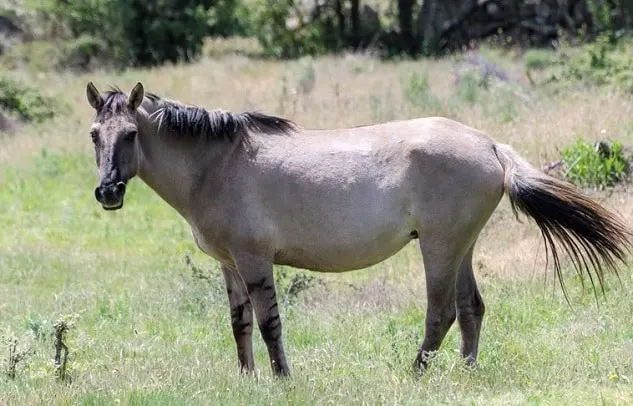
[98,87,298,143]
[145,91,297,143]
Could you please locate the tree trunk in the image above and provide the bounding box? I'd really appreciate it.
[417,0,440,54]
[397,0,415,54]
[350,0,360,48]
[334,0,346,43]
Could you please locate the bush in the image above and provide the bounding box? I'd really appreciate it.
[252,0,343,58]
[561,138,629,189]
[0,75,62,123]
[29,0,247,67]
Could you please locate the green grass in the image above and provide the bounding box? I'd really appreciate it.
[1,122,633,406]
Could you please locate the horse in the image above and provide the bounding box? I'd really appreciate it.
[84,81,632,377]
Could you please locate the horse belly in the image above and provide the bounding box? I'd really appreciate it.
[273,217,417,272]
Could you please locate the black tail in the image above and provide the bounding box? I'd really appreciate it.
[494,143,633,300]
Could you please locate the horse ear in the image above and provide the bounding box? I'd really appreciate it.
[128,82,144,111]
[86,82,103,110]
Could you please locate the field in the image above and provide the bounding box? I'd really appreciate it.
[2,41,633,404]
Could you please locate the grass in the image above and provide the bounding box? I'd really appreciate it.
[2,43,633,404]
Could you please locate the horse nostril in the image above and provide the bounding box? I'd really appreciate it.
[94,187,103,202]
[114,182,126,196]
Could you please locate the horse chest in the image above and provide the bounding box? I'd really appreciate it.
[190,227,232,264]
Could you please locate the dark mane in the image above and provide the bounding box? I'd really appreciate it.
[147,92,297,144]
[97,88,298,143]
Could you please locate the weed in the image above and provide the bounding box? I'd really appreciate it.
[53,316,75,383]
[275,267,323,306]
[561,138,629,189]
[3,332,33,380]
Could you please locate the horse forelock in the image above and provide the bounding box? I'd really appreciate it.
[96,88,128,121]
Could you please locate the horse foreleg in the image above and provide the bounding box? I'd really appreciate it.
[233,252,290,377]
[221,264,255,373]
[455,244,485,366]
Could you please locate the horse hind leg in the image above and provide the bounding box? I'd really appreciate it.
[414,236,467,370]
[455,243,485,366]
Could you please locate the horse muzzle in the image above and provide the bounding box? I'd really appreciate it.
[94,181,126,210]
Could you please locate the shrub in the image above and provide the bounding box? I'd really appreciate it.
[0,75,62,123]
[561,138,629,189]
[28,0,247,67]
[251,0,342,58]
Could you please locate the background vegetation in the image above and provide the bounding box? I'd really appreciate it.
[2,0,633,404]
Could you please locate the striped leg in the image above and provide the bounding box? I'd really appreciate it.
[455,245,485,366]
[221,264,255,373]
[233,252,290,377]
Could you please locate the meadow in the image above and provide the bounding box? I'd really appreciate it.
[2,40,633,404]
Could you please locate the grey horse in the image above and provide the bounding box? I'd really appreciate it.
[85,82,631,377]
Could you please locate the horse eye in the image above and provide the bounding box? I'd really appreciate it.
[125,130,137,141]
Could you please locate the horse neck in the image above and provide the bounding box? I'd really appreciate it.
[134,107,222,222]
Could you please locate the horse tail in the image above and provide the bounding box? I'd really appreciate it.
[493,143,632,299]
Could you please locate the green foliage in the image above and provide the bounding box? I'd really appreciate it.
[207,0,252,38]
[27,0,248,67]
[587,0,618,40]
[0,75,63,123]
[561,138,629,189]
[252,0,343,58]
